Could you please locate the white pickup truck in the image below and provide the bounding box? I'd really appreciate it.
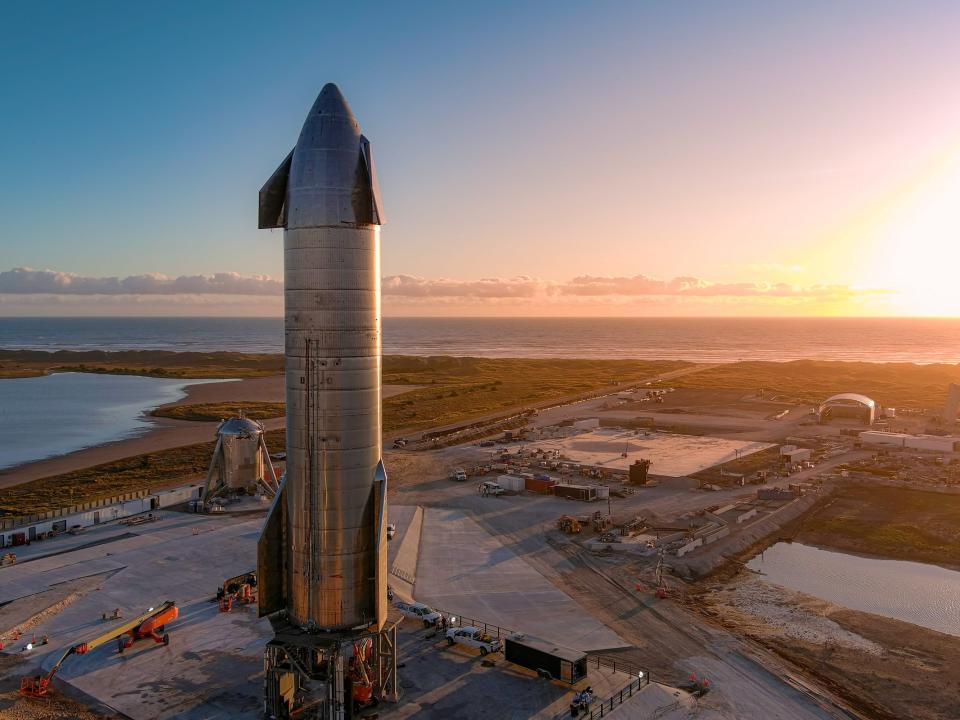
[445,626,502,655]
[395,601,443,627]
[450,468,468,482]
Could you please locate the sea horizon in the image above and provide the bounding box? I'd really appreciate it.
[3,316,960,364]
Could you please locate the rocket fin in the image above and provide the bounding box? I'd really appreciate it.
[359,136,385,225]
[257,475,288,617]
[372,459,388,630]
[258,149,293,229]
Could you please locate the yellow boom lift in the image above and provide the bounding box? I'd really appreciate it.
[20,601,177,697]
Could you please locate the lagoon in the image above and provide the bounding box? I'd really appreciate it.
[0,372,225,470]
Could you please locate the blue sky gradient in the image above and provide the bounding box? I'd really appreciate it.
[2,2,959,315]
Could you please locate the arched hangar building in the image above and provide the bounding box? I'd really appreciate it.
[818,393,877,425]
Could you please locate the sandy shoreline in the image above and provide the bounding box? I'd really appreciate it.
[0,376,417,489]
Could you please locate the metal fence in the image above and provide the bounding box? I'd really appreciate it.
[588,653,650,681]
[424,611,656,719]
[585,675,649,719]
[579,654,652,720]
[433,608,517,639]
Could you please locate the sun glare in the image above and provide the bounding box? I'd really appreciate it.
[868,151,960,316]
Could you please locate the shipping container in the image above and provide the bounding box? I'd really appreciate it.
[554,484,598,502]
[504,635,587,684]
[524,477,557,494]
[497,475,525,492]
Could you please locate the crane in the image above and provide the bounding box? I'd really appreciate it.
[21,601,178,697]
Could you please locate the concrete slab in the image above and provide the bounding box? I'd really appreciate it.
[381,619,639,719]
[387,504,417,563]
[531,428,773,478]
[603,682,705,719]
[415,508,626,651]
[1,511,270,719]
[58,598,267,720]
[388,505,422,602]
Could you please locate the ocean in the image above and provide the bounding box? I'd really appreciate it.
[1,316,959,364]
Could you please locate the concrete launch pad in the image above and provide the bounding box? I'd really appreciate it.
[379,622,690,720]
[531,428,773,477]
[0,506,627,718]
[415,507,627,650]
[0,465,849,720]
[0,513,269,719]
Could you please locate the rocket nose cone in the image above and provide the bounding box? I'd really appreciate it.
[311,83,357,122]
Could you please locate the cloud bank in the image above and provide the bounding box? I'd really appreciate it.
[0,267,885,303]
[0,268,281,296]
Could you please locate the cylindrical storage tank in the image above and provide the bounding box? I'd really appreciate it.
[497,475,525,492]
[217,417,265,492]
[525,477,557,494]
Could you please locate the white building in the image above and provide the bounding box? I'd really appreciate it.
[859,431,959,453]
[780,445,812,464]
[818,393,877,425]
[0,484,203,548]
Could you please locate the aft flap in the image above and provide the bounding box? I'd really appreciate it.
[258,149,293,229]
[257,476,287,617]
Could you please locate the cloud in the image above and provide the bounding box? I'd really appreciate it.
[0,268,282,296]
[382,274,542,298]
[0,267,889,305]
[559,274,878,298]
[384,273,889,300]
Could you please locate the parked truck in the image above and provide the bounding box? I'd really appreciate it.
[503,635,588,684]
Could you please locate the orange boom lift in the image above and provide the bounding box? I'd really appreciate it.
[21,601,178,697]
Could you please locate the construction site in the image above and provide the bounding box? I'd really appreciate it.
[6,367,960,720]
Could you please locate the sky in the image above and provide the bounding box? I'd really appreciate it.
[1,1,959,317]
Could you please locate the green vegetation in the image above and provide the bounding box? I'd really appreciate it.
[380,356,688,434]
[152,402,286,422]
[1,356,685,515]
[0,429,287,517]
[798,485,960,568]
[666,359,960,409]
[0,349,283,379]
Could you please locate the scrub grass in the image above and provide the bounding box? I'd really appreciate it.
[0,429,287,517]
[152,402,287,422]
[0,349,283,379]
[0,356,686,515]
[797,485,960,568]
[665,359,960,409]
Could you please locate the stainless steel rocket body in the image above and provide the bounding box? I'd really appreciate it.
[258,84,387,633]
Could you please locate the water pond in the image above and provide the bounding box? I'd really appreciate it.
[748,542,960,638]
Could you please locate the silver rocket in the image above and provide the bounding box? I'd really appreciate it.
[257,83,388,634]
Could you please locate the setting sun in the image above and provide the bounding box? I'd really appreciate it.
[868,150,960,315]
